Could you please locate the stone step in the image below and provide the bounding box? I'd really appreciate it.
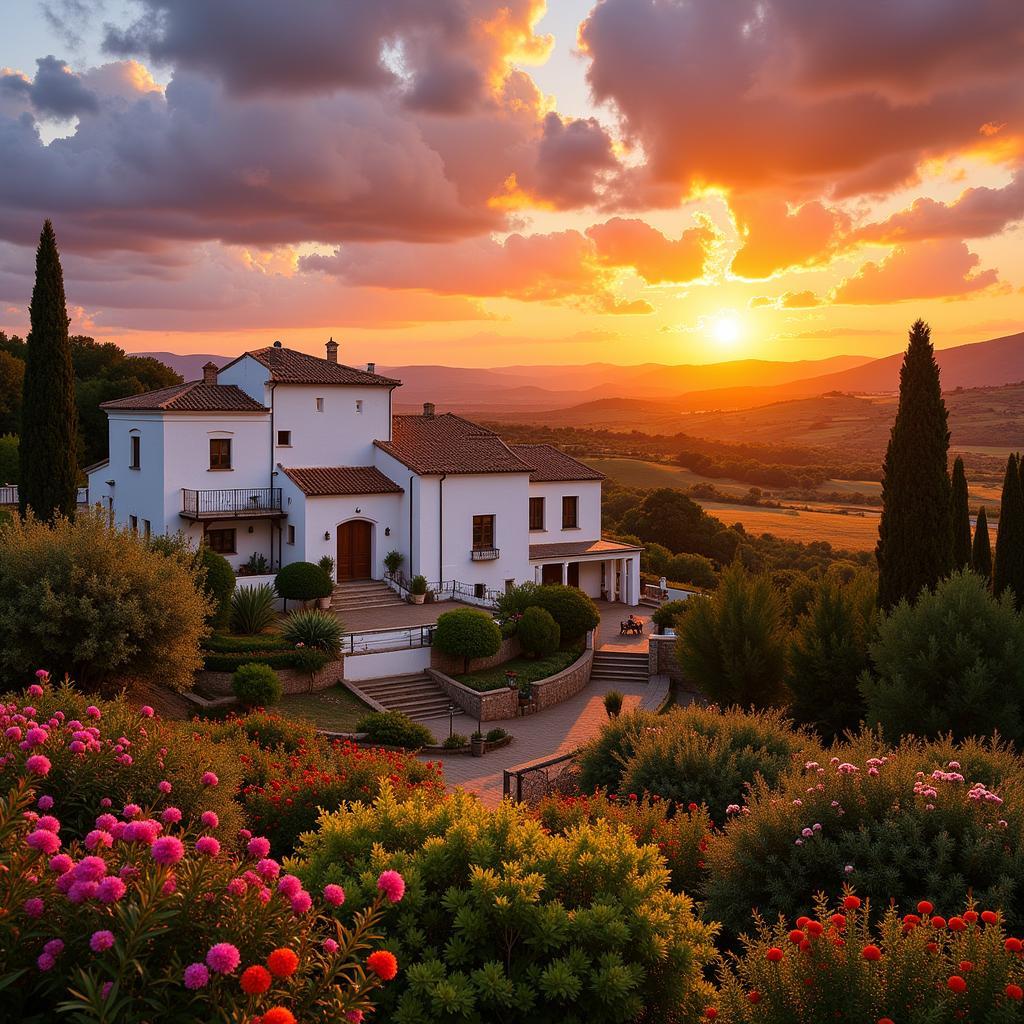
[353,673,453,721]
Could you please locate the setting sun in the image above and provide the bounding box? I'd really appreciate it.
[711,314,743,348]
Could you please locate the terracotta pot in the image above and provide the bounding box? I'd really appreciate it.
[470,735,486,757]
[409,593,426,605]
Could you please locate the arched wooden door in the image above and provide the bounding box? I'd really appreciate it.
[337,520,372,580]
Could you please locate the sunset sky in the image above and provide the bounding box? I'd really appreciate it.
[1,0,1022,368]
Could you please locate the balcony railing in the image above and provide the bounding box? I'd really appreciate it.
[181,487,283,519]
[0,485,88,506]
[470,547,500,561]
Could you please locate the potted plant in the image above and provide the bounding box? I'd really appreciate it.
[505,670,518,691]
[470,727,486,757]
[384,549,404,579]
[316,555,336,608]
[518,678,532,708]
[409,575,428,605]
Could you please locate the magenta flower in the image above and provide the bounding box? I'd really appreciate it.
[246,836,271,859]
[200,811,219,829]
[48,854,73,874]
[85,829,113,851]
[36,815,60,833]
[161,807,182,824]
[122,803,141,819]
[158,780,172,794]
[73,856,108,882]
[25,754,51,777]
[256,857,280,880]
[4,726,22,741]
[195,836,220,857]
[44,939,64,957]
[183,963,209,990]
[37,795,53,812]
[205,942,240,974]
[90,930,115,953]
[140,706,154,717]
[23,897,44,918]
[323,883,346,907]
[201,771,219,787]
[345,1011,364,1023]
[277,874,303,898]
[34,669,49,681]
[161,875,177,895]
[36,952,55,972]
[26,829,61,855]
[97,876,127,903]
[227,877,247,896]
[68,880,100,903]
[290,890,312,915]
[151,836,185,866]
[86,706,101,719]
[377,870,406,903]
[25,727,48,747]
[323,938,339,954]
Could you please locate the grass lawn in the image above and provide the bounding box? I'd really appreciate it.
[277,685,372,733]
[456,646,584,692]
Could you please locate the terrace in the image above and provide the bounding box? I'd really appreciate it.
[180,487,284,520]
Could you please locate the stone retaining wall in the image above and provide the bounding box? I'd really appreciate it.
[431,635,521,677]
[529,649,594,711]
[426,669,520,722]
[196,657,345,697]
[648,635,682,681]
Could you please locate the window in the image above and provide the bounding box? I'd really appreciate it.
[355,400,363,414]
[562,495,579,529]
[129,515,138,533]
[209,438,232,470]
[129,435,140,469]
[474,583,486,599]
[142,519,151,540]
[276,430,291,446]
[529,496,545,531]
[315,397,324,412]
[287,524,295,545]
[207,528,236,554]
[472,514,495,550]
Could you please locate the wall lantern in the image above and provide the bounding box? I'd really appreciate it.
[355,507,362,514]
[248,526,254,534]
[324,531,330,541]
[384,527,391,537]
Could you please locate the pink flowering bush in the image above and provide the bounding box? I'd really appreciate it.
[709,891,1024,1023]
[0,692,404,1022]
[706,732,1024,939]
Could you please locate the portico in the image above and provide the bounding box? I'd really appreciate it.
[529,538,643,607]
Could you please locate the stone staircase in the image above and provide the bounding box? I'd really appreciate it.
[356,672,453,721]
[331,579,406,614]
[589,650,649,688]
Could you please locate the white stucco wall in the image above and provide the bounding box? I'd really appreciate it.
[216,354,272,406]
[303,492,404,581]
[527,479,602,545]
[105,412,166,531]
[371,447,417,577]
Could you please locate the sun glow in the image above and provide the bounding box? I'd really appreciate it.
[710,313,743,348]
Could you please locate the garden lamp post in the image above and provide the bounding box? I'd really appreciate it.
[448,704,456,739]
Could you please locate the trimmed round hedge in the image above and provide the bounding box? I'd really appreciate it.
[275,560,332,602]
[231,661,282,706]
[433,607,502,672]
[517,605,560,657]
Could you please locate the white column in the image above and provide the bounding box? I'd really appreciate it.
[534,564,541,584]
[561,561,569,585]
[616,558,624,603]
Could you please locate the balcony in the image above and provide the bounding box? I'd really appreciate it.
[470,547,500,561]
[181,487,284,520]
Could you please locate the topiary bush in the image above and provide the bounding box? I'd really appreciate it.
[275,561,332,605]
[860,570,1024,744]
[711,891,1024,1023]
[531,583,600,641]
[229,582,278,635]
[293,786,719,1024]
[432,607,502,672]
[354,711,434,749]
[517,605,560,657]
[281,608,343,656]
[705,731,1024,940]
[231,661,283,707]
[0,508,210,692]
[199,544,236,630]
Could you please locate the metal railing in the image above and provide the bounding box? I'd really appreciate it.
[0,485,89,506]
[181,487,282,518]
[503,750,581,804]
[385,573,503,608]
[470,547,500,561]
[342,623,435,654]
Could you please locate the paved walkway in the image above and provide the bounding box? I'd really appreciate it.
[422,602,664,806]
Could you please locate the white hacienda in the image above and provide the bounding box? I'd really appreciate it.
[86,341,641,605]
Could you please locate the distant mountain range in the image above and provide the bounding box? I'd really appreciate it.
[137,328,1024,425]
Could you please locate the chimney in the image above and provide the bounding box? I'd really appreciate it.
[325,337,338,363]
[366,361,375,374]
[423,401,435,419]
[202,361,218,385]
[273,339,282,348]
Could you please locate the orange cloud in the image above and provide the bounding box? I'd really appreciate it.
[730,198,850,278]
[586,217,713,283]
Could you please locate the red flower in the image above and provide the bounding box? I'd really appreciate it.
[261,1009,296,1024]
[861,945,881,962]
[788,929,804,944]
[918,900,934,915]
[947,975,967,994]
[766,947,784,962]
[266,948,299,978]
[843,895,861,910]
[931,916,947,929]
[796,916,810,927]
[963,910,979,924]
[747,991,761,1004]
[367,950,398,981]
[1005,938,1023,953]
[704,1010,718,1020]
[806,921,823,937]
[1006,984,1023,1001]
[982,910,999,925]
[948,916,966,932]
[958,961,973,973]
[927,942,938,953]
[830,913,846,929]
[878,1019,895,1024]
[240,965,271,995]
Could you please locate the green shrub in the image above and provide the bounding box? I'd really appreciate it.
[293,787,718,1024]
[712,892,1024,1023]
[275,560,332,603]
[0,508,210,692]
[231,661,283,706]
[705,731,1024,939]
[384,550,404,576]
[517,605,560,657]
[433,607,502,672]
[652,598,689,631]
[242,551,269,575]
[201,649,323,672]
[291,646,330,677]
[861,570,1024,744]
[442,733,468,749]
[409,574,427,595]
[494,581,540,623]
[355,710,433,749]
[204,632,291,654]
[576,708,661,792]
[484,727,507,742]
[676,564,789,708]
[198,544,235,629]
[532,583,600,641]
[603,689,624,717]
[281,607,343,656]
[229,582,278,634]
[318,554,336,578]
[664,552,717,589]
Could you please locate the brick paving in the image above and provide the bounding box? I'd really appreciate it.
[422,601,658,806]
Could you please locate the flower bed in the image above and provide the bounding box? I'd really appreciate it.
[454,645,584,692]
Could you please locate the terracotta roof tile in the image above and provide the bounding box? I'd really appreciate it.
[240,346,400,386]
[529,538,643,560]
[280,466,404,497]
[374,413,532,475]
[511,444,605,482]
[100,382,267,412]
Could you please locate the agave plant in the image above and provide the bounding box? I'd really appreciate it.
[229,582,278,635]
[281,608,343,657]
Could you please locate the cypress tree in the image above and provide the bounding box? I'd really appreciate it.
[993,453,1024,605]
[950,456,972,570]
[19,220,78,521]
[876,320,952,609]
[973,506,992,580]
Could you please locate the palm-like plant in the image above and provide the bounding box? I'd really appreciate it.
[229,583,278,635]
[281,608,343,657]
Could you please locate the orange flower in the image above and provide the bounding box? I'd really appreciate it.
[261,1009,296,1024]
[843,895,861,910]
[241,965,272,994]
[267,948,299,978]
[366,950,398,981]
[947,975,967,994]
[1006,984,1023,1001]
